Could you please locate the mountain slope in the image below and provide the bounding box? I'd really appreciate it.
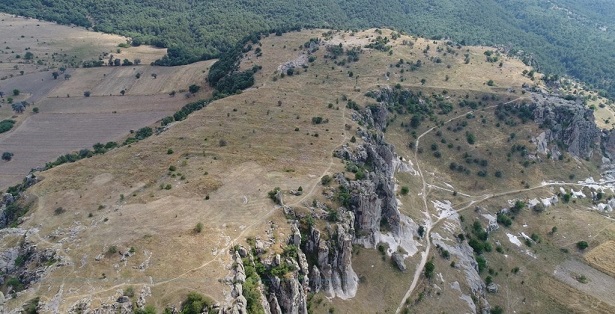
[2,27,615,313]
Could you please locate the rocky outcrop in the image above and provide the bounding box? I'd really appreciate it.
[302,211,358,299]
[228,251,248,314]
[529,92,600,159]
[392,252,407,272]
[0,174,38,228]
[335,103,401,247]
[0,229,61,295]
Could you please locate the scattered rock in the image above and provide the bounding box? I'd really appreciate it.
[392,252,407,272]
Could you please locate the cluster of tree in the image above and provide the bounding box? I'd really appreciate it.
[2,1,614,95]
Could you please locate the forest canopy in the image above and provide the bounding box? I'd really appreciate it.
[0,0,613,95]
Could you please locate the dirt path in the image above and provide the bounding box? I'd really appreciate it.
[59,94,349,304]
[395,97,524,313]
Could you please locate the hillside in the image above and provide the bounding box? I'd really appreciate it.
[0,1,614,96]
[1,28,615,314]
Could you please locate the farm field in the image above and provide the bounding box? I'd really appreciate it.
[0,102,175,189]
[0,14,211,191]
[0,12,166,79]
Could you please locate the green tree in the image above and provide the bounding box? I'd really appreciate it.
[189,84,201,94]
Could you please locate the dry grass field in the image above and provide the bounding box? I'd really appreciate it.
[2,27,615,314]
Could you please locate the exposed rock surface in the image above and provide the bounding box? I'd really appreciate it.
[303,211,359,299]
[530,92,600,159]
[335,103,401,247]
[0,229,61,296]
[392,252,407,272]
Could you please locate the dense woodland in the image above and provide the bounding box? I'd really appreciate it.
[0,0,614,95]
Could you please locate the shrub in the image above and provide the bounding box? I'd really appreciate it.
[496,213,512,227]
[84,91,91,97]
[189,84,201,94]
[401,186,409,195]
[194,222,203,233]
[576,241,589,250]
[424,261,435,278]
[181,292,212,314]
[490,306,504,314]
[107,245,118,255]
[311,116,324,124]
[2,151,14,161]
[533,203,545,212]
[54,207,65,215]
[268,187,281,204]
[169,165,176,171]
[123,287,135,298]
[321,175,332,185]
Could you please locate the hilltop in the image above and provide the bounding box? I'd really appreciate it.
[1,27,615,314]
[0,1,614,96]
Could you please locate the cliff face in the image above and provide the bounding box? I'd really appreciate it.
[530,92,601,159]
[303,211,358,300]
[335,103,402,247]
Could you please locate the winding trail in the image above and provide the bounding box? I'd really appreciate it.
[395,97,524,313]
[58,94,349,304]
[394,92,615,312]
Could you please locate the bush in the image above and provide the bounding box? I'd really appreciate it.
[107,245,118,255]
[576,241,589,250]
[188,84,201,94]
[311,116,324,124]
[54,207,65,215]
[2,151,14,161]
[496,213,512,227]
[321,175,332,185]
[123,287,135,297]
[490,306,504,314]
[194,222,203,233]
[181,292,212,314]
[84,91,91,97]
[401,186,409,195]
[424,261,435,279]
[533,203,545,212]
